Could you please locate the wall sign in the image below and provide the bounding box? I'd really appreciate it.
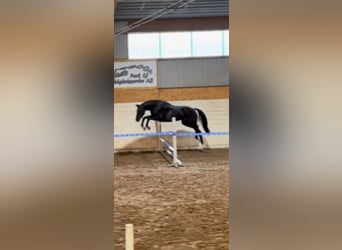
[114,61,157,88]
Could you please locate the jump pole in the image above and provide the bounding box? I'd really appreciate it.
[125,224,134,250]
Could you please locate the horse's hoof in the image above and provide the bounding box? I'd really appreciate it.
[147,126,151,130]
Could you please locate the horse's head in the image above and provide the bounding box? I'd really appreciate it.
[135,104,145,121]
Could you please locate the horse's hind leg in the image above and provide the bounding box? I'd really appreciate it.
[181,120,202,144]
[193,125,204,144]
[182,120,204,145]
[196,130,204,145]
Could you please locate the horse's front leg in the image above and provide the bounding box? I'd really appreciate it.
[144,115,161,130]
[140,115,152,130]
[145,118,152,130]
[144,116,156,130]
[141,116,150,130]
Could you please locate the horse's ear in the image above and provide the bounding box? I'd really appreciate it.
[136,104,140,107]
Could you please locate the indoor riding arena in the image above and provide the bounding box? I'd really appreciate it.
[114,0,229,249]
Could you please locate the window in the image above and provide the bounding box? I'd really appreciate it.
[223,30,229,56]
[128,30,229,59]
[128,32,160,59]
[160,32,191,58]
[192,30,223,57]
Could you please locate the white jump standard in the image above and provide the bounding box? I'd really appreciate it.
[156,117,183,168]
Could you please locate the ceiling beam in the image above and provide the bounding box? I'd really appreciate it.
[127,16,229,32]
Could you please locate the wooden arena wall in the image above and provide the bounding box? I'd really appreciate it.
[114,87,229,152]
[114,86,229,103]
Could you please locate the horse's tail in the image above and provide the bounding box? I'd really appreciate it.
[195,108,210,133]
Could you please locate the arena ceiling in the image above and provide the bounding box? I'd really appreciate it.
[114,0,229,20]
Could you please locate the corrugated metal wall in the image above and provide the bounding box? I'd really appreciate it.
[114,21,128,59]
[157,57,229,88]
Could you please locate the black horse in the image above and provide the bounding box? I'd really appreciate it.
[135,100,210,144]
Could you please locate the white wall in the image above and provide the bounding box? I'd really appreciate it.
[114,99,229,152]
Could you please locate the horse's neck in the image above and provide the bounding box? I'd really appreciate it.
[142,103,154,110]
[143,101,163,110]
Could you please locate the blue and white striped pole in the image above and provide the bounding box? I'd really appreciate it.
[114,131,229,138]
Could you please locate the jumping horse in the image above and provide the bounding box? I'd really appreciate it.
[135,100,210,144]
